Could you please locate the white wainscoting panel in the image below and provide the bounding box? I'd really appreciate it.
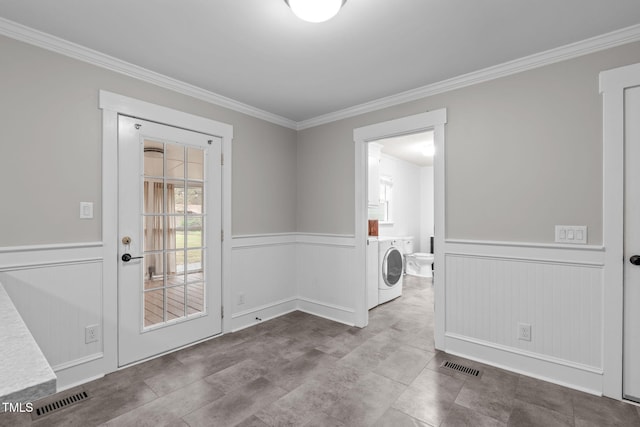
[443,241,605,393]
[0,236,610,396]
[0,243,104,379]
[231,234,298,331]
[296,234,357,325]
[445,254,603,368]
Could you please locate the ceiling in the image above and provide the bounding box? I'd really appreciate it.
[379,131,434,168]
[1,1,640,124]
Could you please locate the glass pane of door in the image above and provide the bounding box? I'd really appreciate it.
[143,139,207,328]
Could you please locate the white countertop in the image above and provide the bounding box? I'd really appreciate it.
[377,235,413,241]
[0,282,56,403]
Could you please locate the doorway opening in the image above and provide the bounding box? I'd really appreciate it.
[353,109,446,349]
[367,131,435,310]
[369,130,435,265]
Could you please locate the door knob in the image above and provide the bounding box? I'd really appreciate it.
[630,255,640,265]
[122,253,144,262]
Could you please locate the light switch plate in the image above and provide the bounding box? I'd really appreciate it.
[555,225,587,244]
[80,202,93,219]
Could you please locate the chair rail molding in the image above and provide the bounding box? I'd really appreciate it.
[0,242,103,272]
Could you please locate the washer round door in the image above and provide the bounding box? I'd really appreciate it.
[382,247,403,287]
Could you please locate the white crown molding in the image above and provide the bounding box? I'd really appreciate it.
[2,17,640,131]
[297,23,640,130]
[0,17,298,130]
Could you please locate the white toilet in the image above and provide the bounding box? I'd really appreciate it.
[402,236,434,278]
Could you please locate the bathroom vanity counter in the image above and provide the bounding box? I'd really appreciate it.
[0,282,56,403]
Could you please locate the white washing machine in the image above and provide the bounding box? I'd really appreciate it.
[378,237,403,304]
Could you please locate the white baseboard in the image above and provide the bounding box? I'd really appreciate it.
[445,333,602,395]
[55,374,105,394]
[52,353,104,372]
[53,357,108,392]
[231,296,357,333]
[297,297,356,327]
[230,297,298,332]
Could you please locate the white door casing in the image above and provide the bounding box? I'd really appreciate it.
[623,86,640,402]
[601,63,640,400]
[118,116,221,366]
[353,109,447,344]
[100,91,233,375]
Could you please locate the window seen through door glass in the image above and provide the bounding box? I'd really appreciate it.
[142,139,206,328]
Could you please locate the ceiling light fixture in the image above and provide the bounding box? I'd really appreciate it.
[285,0,347,23]
[144,147,164,158]
[422,144,435,157]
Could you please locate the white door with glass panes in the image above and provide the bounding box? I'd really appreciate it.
[118,115,222,366]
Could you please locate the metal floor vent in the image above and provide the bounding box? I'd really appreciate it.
[32,390,89,420]
[441,360,482,377]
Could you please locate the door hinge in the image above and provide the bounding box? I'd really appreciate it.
[221,306,224,319]
[221,230,224,242]
[221,153,224,166]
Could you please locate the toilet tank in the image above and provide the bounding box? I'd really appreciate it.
[402,237,414,254]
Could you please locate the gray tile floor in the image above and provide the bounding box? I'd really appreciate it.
[3,276,640,426]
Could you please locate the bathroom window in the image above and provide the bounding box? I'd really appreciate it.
[367,175,393,224]
[379,176,393,223]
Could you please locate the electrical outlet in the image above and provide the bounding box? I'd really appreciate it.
[518,323,531,341]
[79,202,94,219]
[238,293,245,305]
[85,324,99,344]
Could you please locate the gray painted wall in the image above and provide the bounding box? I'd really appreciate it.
[296,41,640,244]
[0,35,297,246]
[4,34,640,247]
